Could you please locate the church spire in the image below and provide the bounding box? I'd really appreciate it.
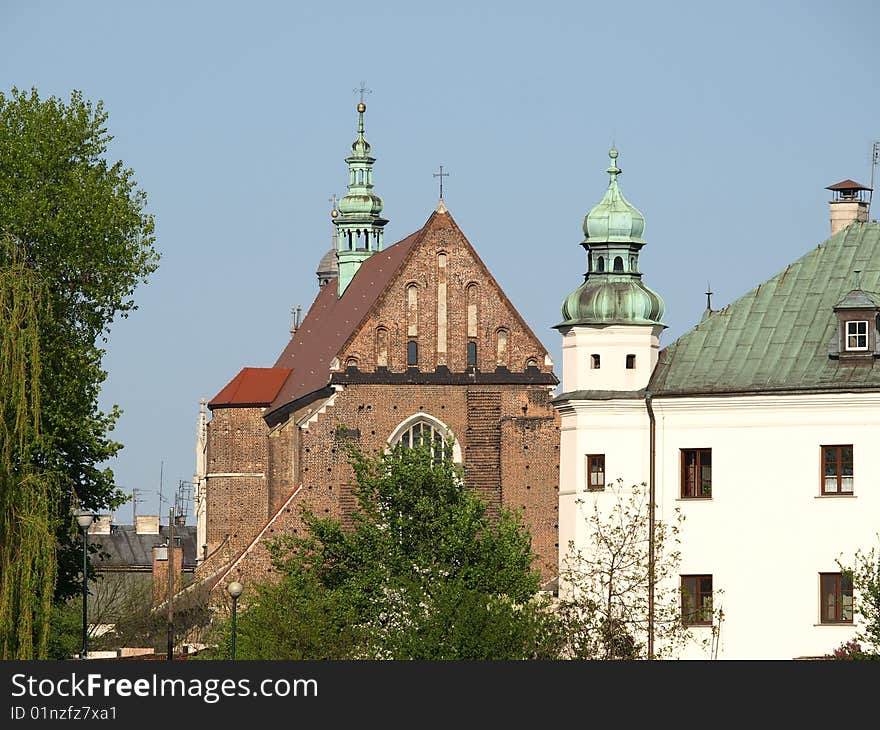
[335,101,388,296]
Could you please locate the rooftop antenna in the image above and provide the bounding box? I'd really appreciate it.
[870,141,879,217]
[157,460,165,525]
[131,487,146,523]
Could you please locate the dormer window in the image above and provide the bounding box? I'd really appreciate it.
[830,287,880,360]
[846,320,868,351]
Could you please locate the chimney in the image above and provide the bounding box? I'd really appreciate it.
[136,515,160,535]
[152,540,184,605]
[88,514,113,535]
[827,179,871,236]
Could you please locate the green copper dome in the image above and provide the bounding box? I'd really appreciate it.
[338,102,384,218]
[583,148,646,243]
[556,148,665,328]
[561,278,665,325]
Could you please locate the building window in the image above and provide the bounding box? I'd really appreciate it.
[681,449,711,498]
[626,354,636,369]
[681,575,713,626]
[845,320,868,351]
[407,340,418,367]
[388,415,459,464]
[586,454,605,491]
[822,445,853,494]
[613,256,624,272]
[820,573,853,623]
[596,256,605,273]
[591,354,601,369]
[467,341,477,368]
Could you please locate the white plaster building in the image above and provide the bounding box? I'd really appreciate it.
[554,157,879,659]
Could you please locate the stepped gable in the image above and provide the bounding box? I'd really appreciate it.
[267,226,425,418]
[649,222,880,396]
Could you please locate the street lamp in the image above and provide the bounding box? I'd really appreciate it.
[74,509,95,660]
[227,581,243,660]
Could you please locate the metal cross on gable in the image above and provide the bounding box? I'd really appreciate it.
[433,165,449,199]
[353,82,372,104]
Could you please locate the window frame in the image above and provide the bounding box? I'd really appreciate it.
[821,444,854,495]
[586,454,605,491]
[680,448,712,499]
[681,575,713,626]
[845,320,869,352]
[819,572,853,624]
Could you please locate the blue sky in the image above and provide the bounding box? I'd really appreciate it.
[2,0,879,522]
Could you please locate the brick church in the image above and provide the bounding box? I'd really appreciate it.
[193,102,560,592]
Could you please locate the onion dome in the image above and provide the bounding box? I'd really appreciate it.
[583,148,646,244]
[557,148,665,328]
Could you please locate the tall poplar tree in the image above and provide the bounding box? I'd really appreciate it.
[0,88,157,656]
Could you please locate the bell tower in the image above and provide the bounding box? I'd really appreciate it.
[555,148,665,393]
[335,102,388,295]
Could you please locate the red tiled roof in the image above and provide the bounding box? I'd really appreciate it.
[209,367,292,408]
[826,179,872,191]
[267,223,426,415]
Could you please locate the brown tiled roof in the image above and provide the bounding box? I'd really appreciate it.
[267,225,425,415]
[826,179,872,191]
[209,367,292,408]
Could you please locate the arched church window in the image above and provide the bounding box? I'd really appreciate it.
[388,414,462,464]
[525,357,538,369]
[613,256,624,272]
[407,340,418,367]
[345,356,359,369]
[467,341,477,368]
[597,256,605,273]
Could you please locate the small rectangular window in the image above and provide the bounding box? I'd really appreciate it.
[586,454,605,491]
[822,445,853,494]
[820,572,853,623]
[591,354,601,369]
[626,354,636,369]
[681,575,713,626]
[407,340,418,367]
[845,320,868,351]
[681,449,712,498]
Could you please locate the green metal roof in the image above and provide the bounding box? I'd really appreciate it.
[649,222,880,395]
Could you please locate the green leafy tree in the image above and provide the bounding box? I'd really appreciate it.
[207,439,557,659]
[0,88,157,656]
[835,537,880,657]
[557,480,699,659]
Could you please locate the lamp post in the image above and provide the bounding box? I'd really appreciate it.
[227,582,243,660]
[74,509,95,660]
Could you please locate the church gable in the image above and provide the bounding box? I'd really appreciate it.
[337,208,554,377]
[650,222,880,395]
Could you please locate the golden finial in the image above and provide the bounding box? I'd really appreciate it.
[357,102,366,113]
[331,208,339,218]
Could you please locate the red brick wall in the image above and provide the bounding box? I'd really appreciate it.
[205,406,270,556]
[339,212,552,376]
[152,545,183,604]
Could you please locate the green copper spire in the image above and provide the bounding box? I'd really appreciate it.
[556,148,665,327]
[335,102,388,296]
